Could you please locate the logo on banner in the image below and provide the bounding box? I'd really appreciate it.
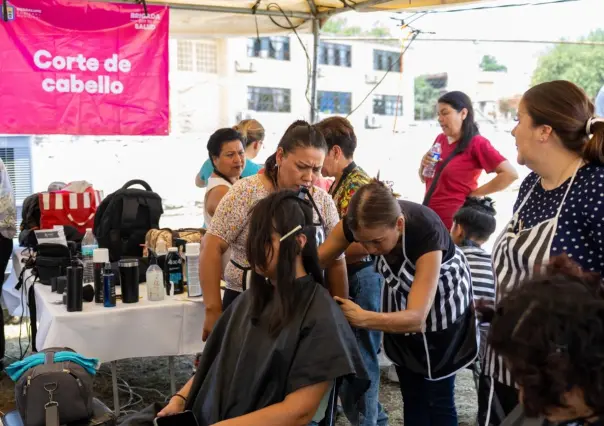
[130,11,162,31]
[4,3,15,21]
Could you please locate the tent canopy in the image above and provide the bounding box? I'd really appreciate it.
[156,0,485,36]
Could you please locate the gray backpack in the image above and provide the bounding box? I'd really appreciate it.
[15,347,94,426]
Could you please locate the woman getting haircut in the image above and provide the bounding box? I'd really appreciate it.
[119,190,369,426]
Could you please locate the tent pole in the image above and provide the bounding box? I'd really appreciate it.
[309,17,320,123]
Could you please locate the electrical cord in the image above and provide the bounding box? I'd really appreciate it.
[266,3,319,116]
[346,29,420,119]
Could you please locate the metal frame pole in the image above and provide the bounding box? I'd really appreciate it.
[309,17,320,123]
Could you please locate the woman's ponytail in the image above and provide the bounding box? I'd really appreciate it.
[584,118,604,164]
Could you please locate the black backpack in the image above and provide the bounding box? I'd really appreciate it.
[93,180,163,262]
[20,193,41,230]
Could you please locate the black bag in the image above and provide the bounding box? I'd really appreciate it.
[33,243,71,285]
[14,347,95,426]
[20,193,41,231]
[93,180,163,262]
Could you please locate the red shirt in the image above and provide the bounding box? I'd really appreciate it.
[425,134,506,230]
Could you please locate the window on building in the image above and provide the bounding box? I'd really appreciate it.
[318,43,352,67]
[318,91,352,114]
[248,87,291,112]
[373,49,401,72]
[247,37,290,61]
[177,40,218,73]
[373,95,403,116]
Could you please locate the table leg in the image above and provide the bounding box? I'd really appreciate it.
[168,356,176,395]
[111,361,120,417]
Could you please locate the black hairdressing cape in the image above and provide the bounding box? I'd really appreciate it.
[184,274,370,425]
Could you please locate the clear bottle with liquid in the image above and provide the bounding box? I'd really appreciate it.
[82,228,98,285]
[146,250,165,301]
[422,142,442,179]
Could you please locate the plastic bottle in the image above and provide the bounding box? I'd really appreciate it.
[165,247,184,295]
[81,228,98,285]
[146,249,165,301]
[422,142,442,179]
[185,243,202,297]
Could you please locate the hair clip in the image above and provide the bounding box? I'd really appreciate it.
[280,225,302,242]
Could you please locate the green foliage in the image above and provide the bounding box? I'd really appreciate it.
[415,76,440,120]
[321,17,391,37]
[532,29,604,98]
[480,55,508,72]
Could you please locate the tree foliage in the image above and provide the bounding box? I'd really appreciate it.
[415,76,440,120]
[532,29,604,98]
[480,55,508,72]
[321,17,391,37]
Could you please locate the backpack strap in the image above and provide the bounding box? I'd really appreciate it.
[28,283,38,352]
[121,197,141,230]
[44,350,55,364]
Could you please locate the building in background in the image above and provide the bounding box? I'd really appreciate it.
[170,35,415,136]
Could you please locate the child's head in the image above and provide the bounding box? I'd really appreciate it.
[246,190,324,334]
[451,197,496,246]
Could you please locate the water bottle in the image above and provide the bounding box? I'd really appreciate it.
[81,228,98,285]
[185,243,202,297]
[422,142,442,179]
[146,249,165,301]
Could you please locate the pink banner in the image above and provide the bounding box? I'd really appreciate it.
[0,0,169,135]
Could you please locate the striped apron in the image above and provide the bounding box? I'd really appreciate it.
[481,165,580,425]
[379,233,477,380]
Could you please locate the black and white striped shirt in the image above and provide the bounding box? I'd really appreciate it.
[460,245,496,306]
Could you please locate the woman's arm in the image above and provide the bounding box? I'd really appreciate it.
[471,160,518,197]
[157,377,194,416]
[212,381,330,426]
[195,173,207,189]
[325,257,349,299]
[344,243,370,265]
[335,250,442,333]
[205,186,230,218]
[318,221,352,269]
[200,234,229,341]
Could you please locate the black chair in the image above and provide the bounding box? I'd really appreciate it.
[2,398,116,426]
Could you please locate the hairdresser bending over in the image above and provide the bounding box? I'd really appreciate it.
[319,181,476,426]
[119,191,369,426]
[200,121,347,341]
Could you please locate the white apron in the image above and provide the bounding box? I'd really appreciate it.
[482,164,580,424]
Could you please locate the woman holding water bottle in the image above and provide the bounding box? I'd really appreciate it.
[419,91,517,230]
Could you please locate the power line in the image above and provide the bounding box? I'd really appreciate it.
[391,0,581,15]
[319,36,604,46]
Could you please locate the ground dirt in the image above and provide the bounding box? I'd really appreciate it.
[0,319,478,425]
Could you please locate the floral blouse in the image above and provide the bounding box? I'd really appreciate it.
[208,174,342,292]
[329,162,372,218]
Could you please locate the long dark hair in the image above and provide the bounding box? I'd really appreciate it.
[264,120,327,189]
[438,91,479,152]
[246,190,324,336]
[207,128,243,183]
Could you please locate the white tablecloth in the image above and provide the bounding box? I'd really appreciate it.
[2,246,34,317]
[34,284,207,363]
